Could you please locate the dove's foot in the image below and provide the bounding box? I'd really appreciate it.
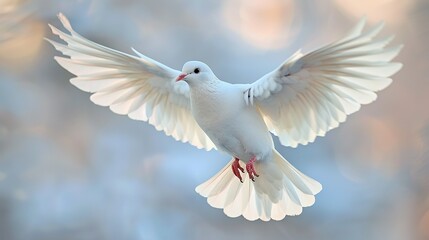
[231,157,245,183]
[246,156,259,182]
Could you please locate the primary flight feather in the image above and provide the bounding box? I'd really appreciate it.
[48,13,402,221]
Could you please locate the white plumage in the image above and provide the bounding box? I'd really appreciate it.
[47,13,215,151]
[248,19,402,148]
[48,13,402,221]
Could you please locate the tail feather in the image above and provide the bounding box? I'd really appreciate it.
[195,149,322,221]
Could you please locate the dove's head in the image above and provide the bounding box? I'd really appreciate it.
[176,61,216,86]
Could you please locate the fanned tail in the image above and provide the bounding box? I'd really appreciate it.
[195,149,322,221]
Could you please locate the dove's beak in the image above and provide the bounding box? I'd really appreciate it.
[176,73,188,82]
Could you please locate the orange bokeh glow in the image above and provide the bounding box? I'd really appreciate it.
[222,0,296,50]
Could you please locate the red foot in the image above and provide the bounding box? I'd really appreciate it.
[246,156,259,182]
[231,157,245,183]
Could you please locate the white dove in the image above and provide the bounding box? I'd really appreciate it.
[48,13,402,221]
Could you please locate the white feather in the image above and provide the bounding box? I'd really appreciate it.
[249,19,402,147]
[48,13,216,151]
[49,14,402,222]
[196,150,321,221]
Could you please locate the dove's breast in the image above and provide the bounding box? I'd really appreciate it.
[190,83,273,162]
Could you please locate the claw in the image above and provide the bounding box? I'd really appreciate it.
[252,164,259,177]
[231,158,243,183]
[246,156,259,181]
[237,161,244,173]
[246,164,254,181]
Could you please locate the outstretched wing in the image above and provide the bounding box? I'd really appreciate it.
[245,18,403,148]
[48,13,215,150]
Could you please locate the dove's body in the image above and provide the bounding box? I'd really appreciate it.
[189,80,273,163]
[49,13,403,221]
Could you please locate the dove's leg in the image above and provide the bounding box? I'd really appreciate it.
[246,156,260,182]
[231,157,245,183]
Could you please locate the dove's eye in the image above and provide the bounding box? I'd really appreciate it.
[194,68,200,74]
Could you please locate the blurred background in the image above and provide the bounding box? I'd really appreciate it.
[0,0,428,239]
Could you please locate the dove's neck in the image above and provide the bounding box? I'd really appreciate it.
[189,80,221,102]
[188,74,222,93]
[188,77,228,124]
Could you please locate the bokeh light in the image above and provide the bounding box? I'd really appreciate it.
[334,0,415,26]
[0,0,45,70]
[334,116,403,182]
[222,0,297,50]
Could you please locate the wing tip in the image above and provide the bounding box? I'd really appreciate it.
[354,16,367,34]
[374,20,385,31]
[44,37,54,45]
[47,23,61,36]
[388,62,403,76]
[131,47,145,58]
[359,15,367,26]
[57,12,73,33]
[393,44,404,57]
[53,55,67,65]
